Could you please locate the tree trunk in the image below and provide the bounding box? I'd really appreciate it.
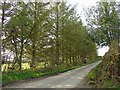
[31,41,36,68]
[11,28,19,69]
[55,3,60,65]
[19,37,24,70]
[118,45,120,76]
[118,21,120,77]
[31,2,37,68]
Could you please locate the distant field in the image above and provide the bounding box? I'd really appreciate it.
[2,62,46,72]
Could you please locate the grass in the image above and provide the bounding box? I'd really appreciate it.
[2,70,45,85]
[2,60,98,86]
[102,80,113,87]
[86,63,100,80]
[2,64,84,85]
[86,63,120,88]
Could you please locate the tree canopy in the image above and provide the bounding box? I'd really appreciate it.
[1,1,97,71]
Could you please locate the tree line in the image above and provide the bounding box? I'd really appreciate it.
[1,1,97,71]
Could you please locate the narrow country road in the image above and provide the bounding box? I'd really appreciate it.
[4,61,101,88]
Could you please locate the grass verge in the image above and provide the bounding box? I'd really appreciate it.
[86,63,120,88]
[2,64,85,86]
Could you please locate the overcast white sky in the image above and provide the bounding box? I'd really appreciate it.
[67,0,98,25]
[67,0,111,56]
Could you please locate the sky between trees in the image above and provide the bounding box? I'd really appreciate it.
[68,0,112,56]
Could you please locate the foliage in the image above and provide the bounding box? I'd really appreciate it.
[86,40,120,88]
[1,1,98,86]
[87,62,120,88]
[85,2,119,46]
[1,1,97,71]
[85,0,120,88]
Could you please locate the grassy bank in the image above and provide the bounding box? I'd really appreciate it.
[2,59,99,86]
[86,63,120,88]
[2,64,84,85]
